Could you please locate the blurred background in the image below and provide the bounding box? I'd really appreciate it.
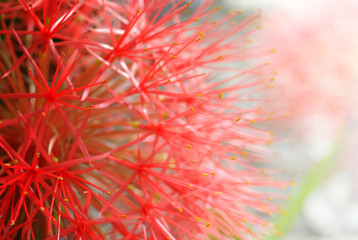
[217,0,358,239]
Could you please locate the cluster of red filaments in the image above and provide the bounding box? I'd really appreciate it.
[0,0,285,239]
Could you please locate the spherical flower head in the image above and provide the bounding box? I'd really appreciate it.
[0,0,286,239]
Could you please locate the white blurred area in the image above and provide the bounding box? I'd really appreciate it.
[220,0,358,239]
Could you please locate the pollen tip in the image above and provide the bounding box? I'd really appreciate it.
[57,176,64,181]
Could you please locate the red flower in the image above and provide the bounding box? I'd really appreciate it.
[0,1,285,239]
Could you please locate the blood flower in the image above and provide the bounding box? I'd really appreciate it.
[0,0,286,239]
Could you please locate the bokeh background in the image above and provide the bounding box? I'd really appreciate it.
[218,0,358,239]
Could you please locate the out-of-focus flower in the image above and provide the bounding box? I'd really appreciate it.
[261,0,358,130]
[0,1,285,239]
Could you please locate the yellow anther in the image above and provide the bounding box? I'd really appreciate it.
[243,217,247,223]
[189,184,193,189]
[218,93,223,99]
[28,68,32,72]
[264,221,269,226]
[52,156,58,162]
[23,191,28,195]
[260,169,265,173]
[260,80,265,84]
[131,121,140,128]
[143,48,149,52]
[171,55,177,59]
[210,172,215,175]
[57,176,63,181]
[167,79,172,83]
[196,93,202,97]
[290,181,296,187]
[190,107,194,111]
[266,62,271,65]
[241,151,247,156]
[10,220,15,226]
[237,10,243,14]
[217,55,222,60]
[214,192,223,195]
[4,163,11,167]
[106,191,111,194]
[192,160,198,163]
[244,180,250,184]
[274,71,278,75]
[270,77,275,82]
[256,25,262,29]
[121,214,127,218]
[250,120,256,124]
[211,20,217,24]
[42,112,45,116]
[35,152,40,158]
[230,156,236,160]
[173,41,178,45]
[193,18,199,21]
[186,1,191,8]
[187,144,192,150]
[137,9,141,13]
[268,197,273,202]
[178,207,182,213]
[216,5,221,11]
[268,130,274,136]
[230,21,237,26]
[40,207,44,211]
[199,31,204,37]
[202,173,209,177]
[64,199,69,202]
[48,229,51,234]
[195,217,201,221]
[235,117,241,122]
[196,37,201,42]
[271,49,276,53]
[268,84,274,88]
[205,222,211,227]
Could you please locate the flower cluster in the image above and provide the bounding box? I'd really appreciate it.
[0,0,284,239]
